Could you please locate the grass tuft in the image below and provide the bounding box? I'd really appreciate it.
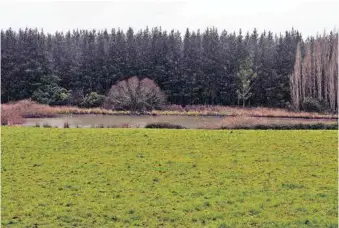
[42,123,52,128]
[63,122,70,128]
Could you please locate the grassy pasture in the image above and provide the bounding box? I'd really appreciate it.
[1,127,337,227]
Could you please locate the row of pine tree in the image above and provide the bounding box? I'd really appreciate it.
[1,27,336,110]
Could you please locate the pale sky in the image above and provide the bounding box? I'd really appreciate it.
[0,0,338,37]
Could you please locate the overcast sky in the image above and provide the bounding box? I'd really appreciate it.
[0,0,338,37]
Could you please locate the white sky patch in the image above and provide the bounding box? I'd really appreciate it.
[0,0,338,36]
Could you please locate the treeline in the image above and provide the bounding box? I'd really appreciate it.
[1,27,337,111]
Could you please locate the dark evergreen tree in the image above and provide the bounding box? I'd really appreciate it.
[2,26,330,108]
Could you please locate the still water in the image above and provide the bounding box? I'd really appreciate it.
[21,114,337,129]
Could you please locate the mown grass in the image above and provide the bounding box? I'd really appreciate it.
[1,127,338,227]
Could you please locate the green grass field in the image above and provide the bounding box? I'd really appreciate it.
[1,127,338,227]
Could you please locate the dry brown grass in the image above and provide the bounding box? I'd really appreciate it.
[13,100,57,118]
[1,104,24,125]
[222,116,261,128]
[179,105,337,119]
[222,106,336,119]
[1,100,130,125]
[1,100,58,125]
[221,116,337,128]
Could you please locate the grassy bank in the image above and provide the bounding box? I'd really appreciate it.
[1,127,337,227]
[1,100,337,125]
[145,122,338,130]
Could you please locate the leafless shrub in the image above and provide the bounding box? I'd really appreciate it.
[104,77,166,111]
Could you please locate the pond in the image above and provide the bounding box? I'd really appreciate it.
[21,114,337,129]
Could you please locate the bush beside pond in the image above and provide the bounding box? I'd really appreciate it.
[145,122,187,129]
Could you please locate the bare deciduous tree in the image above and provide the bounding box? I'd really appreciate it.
[104,76,165,111]
[290,31,338,112]
[290,43,302,109]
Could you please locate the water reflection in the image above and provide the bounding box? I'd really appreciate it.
[21,114,337,129]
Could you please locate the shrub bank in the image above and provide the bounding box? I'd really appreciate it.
[219,123,338,130]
